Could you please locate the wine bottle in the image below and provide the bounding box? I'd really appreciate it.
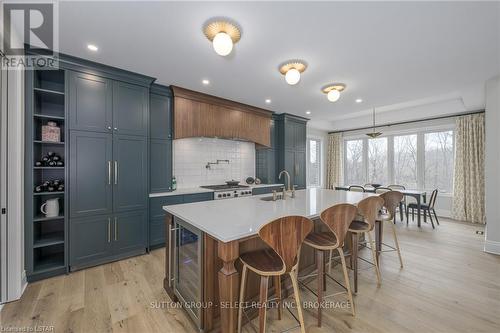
[47,185,55,192]
[42,156,49,163]
[56,161,64,167]
[48,161,57,167]
[52,155,61,162]
[47,151,55,157]
[35,161,42,167]
[34,185,43,193]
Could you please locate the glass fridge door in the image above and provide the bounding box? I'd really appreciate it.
[174,220,202,325]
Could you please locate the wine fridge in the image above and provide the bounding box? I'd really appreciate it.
[169,216,204,330]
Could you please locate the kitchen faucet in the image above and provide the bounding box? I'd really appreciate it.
[278,170,292,192]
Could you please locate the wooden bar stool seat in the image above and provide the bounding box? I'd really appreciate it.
[300,204,358,327]
[304,231,337,248]
[377,191,405,268]
[237,216,313,333]
[239,249,285,275]
[347,196,384,293]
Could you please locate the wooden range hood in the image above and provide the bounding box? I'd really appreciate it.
[171,86,273,147]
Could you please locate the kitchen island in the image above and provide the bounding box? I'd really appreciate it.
[163,188,374,333]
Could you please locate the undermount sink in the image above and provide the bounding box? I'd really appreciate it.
[260,195,284,201]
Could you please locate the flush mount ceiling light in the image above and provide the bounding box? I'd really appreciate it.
[203,20,241,56]
[321,83,346,102]
[279,61,307,85]
[366,108,382,138]
[87,44,98,52]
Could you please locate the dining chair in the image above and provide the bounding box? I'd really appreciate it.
[378,191,404,268]
[237,216,313,333]
[388,184,408,221]
[349,185,365,192]
[348,196,385,293]
[374,187,391,194]
[301,204,358,326]
[406,189,439,228]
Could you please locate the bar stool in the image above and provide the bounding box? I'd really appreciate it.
[349,185,365,192]
[301,204,358,327]
[237,216,314,333]
[377,191,404,268]
[348,196,384,293]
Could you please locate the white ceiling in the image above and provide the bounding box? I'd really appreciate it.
[58,1,500,131]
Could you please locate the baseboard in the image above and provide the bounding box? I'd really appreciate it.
[0,303,3,312]
[484,239,500,255]
[435,209,451,218]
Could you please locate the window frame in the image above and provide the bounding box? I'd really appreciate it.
[306,136,323,188]
[342,124,455,193]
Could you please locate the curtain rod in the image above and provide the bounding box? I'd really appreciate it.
[328,109,485,134]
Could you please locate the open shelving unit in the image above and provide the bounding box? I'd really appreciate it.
[25,68,69,281]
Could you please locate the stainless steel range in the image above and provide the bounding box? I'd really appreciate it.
[200,184,253,199]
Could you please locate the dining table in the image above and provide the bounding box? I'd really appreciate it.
[335,186,428,227]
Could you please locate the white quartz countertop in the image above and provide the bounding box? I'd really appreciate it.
[149,183,284,197]
[163,188,376,242]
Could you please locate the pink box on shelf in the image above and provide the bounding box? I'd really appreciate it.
[41,121,61,142]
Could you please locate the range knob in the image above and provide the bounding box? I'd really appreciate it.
[222,193,227,197]
[218,194,222,198]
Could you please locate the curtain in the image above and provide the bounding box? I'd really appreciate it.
[326,133,343,189]
[452,113,485,224]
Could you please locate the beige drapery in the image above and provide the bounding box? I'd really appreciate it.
[326,133,343,189]
[452,113,485,224]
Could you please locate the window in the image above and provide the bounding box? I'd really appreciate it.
[424,131,454,193]
[368,137,388,184]
[307,138,321,187]
[345,139,364,185]
[343,128,455,193]
[394,134,418,188]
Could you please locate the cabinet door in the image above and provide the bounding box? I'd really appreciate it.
[68,72,112,133]
[70,131,113,218]
[284,120,296,151]
[150,93,172,140]
[294,122,307,151]
[284,150,296,187]
[113,210,146,254]
[150,139,172,193]
[113,81,148,136]
[113,135,148,212]
[294,151,307,189]
[256,149,276,184]
[70,215,113,268]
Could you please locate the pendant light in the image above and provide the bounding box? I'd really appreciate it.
[366,108,382,138]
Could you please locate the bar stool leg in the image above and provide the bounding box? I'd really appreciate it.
[389,221,404,268]
[328,249,333,274]
[273,275,282,320]
[317,250,324,327]
[258,276,269,333]
[366,231,382,285]
[289,270,306,333]
[237,265,248,333]
[352,232,359,293]
[338,247,355,316]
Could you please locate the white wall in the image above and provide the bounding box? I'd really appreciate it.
[173,138,255,189]
[306,127,329,189]
[485,75,500,255]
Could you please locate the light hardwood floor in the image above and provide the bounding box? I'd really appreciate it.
[1,219,499,333]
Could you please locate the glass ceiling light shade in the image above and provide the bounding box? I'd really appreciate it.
[327,89,340,102]
[203,20,241,57]
[321,83,346,103]
[366,108,382,138]
[279,61,307,85]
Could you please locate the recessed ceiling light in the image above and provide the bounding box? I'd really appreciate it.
[87,44,98,52]
[355,98,363,103]
[202,79,210,85]
[265,99,271,104]
[306,110,311,115]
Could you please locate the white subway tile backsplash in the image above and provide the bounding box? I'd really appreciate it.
[173,138,256,189]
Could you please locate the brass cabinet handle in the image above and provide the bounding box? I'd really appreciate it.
[114,217,118,241]
[108,161,112,185]
[114,161,118,185]
[107,218,111,243]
